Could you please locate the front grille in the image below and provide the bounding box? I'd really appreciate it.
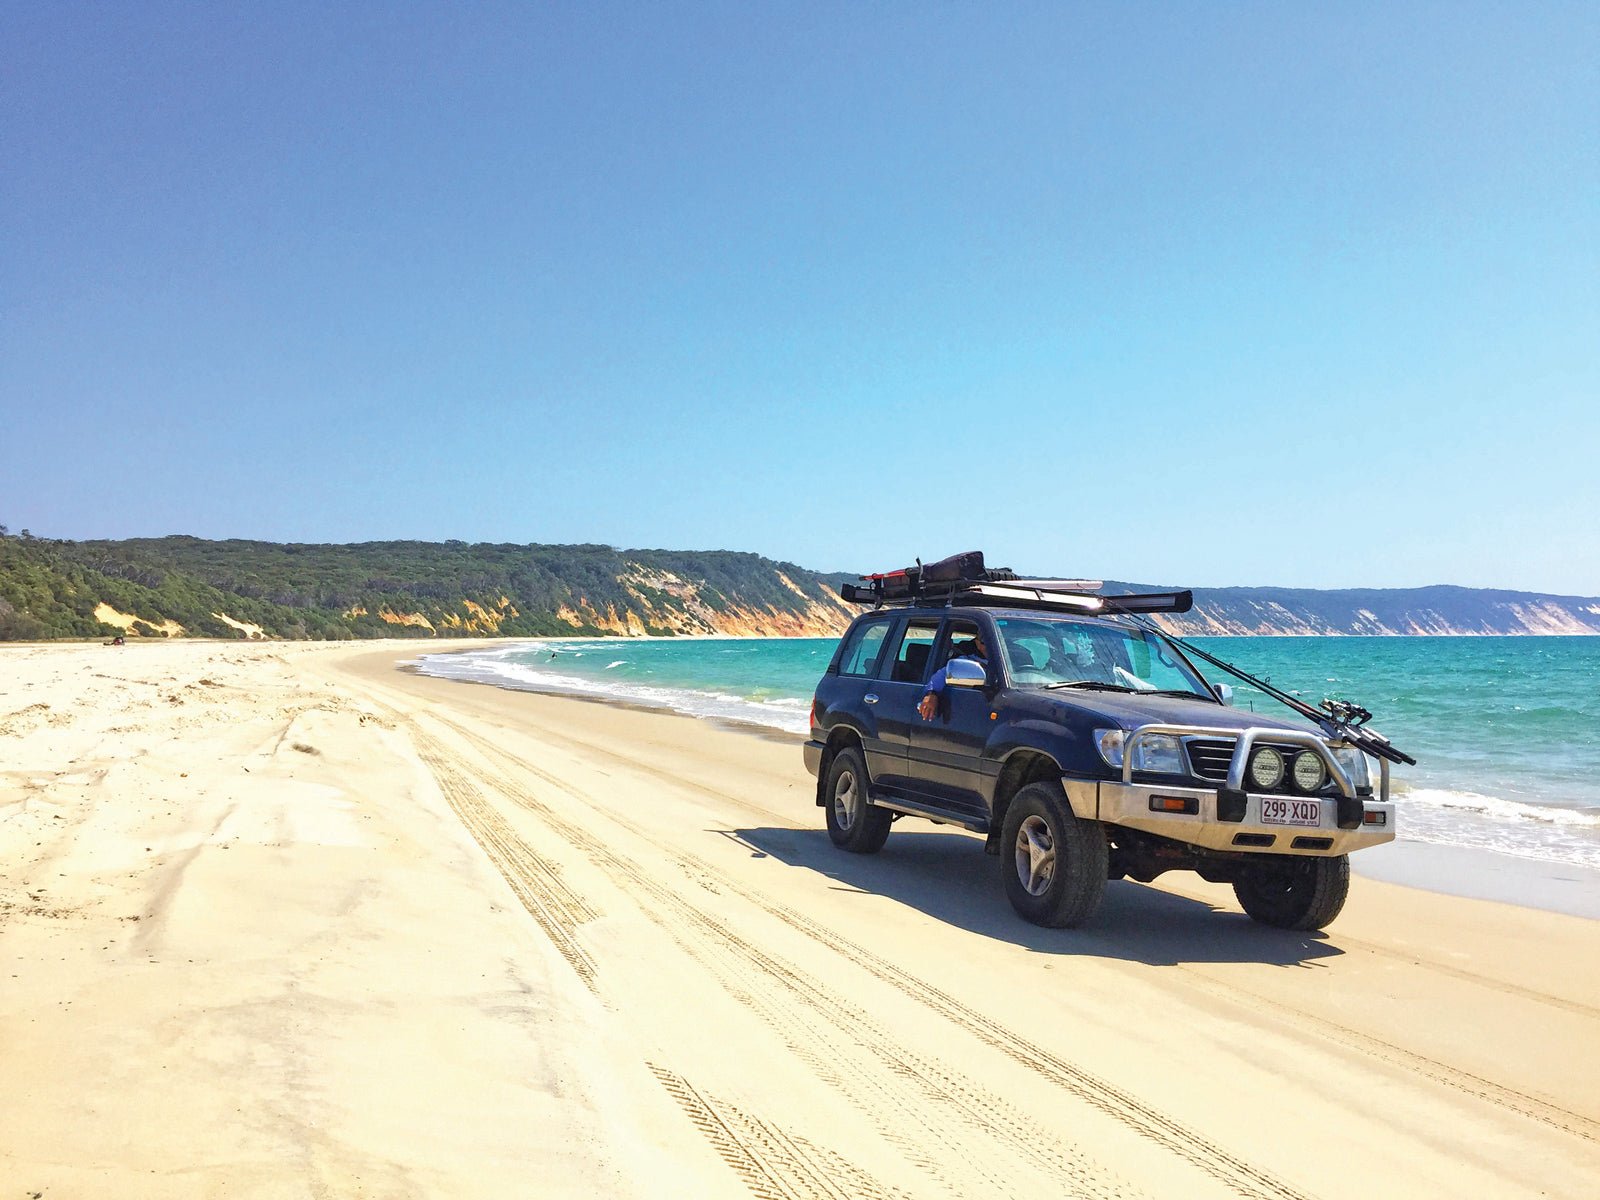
[1185,739,1236,781]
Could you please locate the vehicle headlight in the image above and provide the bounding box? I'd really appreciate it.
[1330,745,1371,791]
[1248,746,1285,789]
[1096,729,1183,774]
[1291,751,1327,792]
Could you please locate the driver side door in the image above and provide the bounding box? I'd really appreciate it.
[908,618,993,815]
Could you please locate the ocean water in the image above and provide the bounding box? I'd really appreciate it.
[414,635,1600,871]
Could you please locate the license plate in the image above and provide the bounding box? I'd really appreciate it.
[1260,798,1321,827]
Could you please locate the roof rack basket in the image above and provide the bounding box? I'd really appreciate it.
[839,551,1193,616]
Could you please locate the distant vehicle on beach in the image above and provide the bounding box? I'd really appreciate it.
[804,553,1414,930]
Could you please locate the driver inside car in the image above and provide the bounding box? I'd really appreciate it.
[918,630,988,720]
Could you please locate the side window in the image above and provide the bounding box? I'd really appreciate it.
[935,620,983,669]
[838,620,892,678]
[888,619,941,684]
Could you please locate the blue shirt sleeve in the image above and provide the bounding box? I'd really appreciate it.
[923,664,950,696]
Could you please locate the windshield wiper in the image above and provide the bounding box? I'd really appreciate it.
[1045,681,1139,693]
[1147,688,1214,700]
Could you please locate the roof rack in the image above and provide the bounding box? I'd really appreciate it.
[840,552,1193,616]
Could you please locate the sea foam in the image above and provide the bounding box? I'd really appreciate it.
[1394,788,1600,870]
[417,644,813,735]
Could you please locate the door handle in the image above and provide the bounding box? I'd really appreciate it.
[864,694,880,705]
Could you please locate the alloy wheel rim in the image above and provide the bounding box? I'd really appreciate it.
[832,769,859,831]
[1015,814,1056,896]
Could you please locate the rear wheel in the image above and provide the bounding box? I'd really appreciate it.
[824,746,892,854]
[1233,854,1350,930]
[1000,782,1108,927]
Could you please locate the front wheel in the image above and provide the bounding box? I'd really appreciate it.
[824,746,892,853]
[1000,782,1108,927]
[1233,854,1350,930]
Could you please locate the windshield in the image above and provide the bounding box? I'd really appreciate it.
[993,616,1214,697]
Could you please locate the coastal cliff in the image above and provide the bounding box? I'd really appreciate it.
[2,531,1597,641]
[1125,582,1600,637]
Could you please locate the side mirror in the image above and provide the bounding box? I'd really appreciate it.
[1213,683,1234,706]
[945,657,988,689]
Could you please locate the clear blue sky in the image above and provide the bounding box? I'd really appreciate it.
[4,3,1597,593]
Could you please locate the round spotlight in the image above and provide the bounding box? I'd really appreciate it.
[1292,751,1327,793]
[1248,746,1284,790]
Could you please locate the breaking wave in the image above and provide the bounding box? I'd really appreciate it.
[1394,788,1600,870]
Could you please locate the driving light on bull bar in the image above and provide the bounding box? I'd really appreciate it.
[1248,746,1285,790]
[1292,751,1327,792]
[1363,809,1387,826]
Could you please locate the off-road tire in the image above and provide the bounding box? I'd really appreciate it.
[824,746,892,854]
[1000,782,1108,927]
[1233,854,1350,930]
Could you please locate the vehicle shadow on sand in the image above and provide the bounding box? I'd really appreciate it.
[729,825,1345,969]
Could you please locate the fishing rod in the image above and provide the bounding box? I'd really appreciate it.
[1112,608,1417,767]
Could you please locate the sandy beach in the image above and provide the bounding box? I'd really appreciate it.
[2,639,1597,1199]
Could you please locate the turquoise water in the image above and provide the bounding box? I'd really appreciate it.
[416,635,1600,869]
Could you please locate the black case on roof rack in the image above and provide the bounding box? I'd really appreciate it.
[839,551,1194,616]
[841,549,1001,604]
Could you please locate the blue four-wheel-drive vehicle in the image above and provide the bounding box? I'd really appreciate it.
[804,552,1414,930]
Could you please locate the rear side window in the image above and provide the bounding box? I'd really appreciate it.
[838,620,892,677]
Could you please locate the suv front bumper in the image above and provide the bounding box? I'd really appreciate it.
[1073,778,1394,856]
[1073,721,1397,855]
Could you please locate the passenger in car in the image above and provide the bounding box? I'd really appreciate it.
[918,631,988,720]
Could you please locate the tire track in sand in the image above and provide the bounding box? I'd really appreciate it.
[756,877,1600,1151]
[649,1065,915,1200]
[452,724,1314,1200]
[429,699,1599,1024]
[438,712,1600,1155]
[1322,930,1600,1020]
[1163,962,1600,1146]
[425,717,1307,1200]
[415,728,969,1200]
[663,848,1600,1153]
[415,738,600,991]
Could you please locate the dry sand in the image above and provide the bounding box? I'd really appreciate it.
[2,639,1596,1199]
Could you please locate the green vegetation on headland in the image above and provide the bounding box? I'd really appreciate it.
[2,527,1597,641]
[0,529,855,641]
